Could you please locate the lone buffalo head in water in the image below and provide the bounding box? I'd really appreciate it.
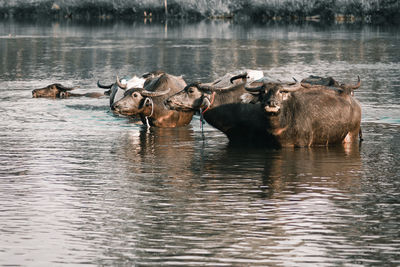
[32,83,104,98]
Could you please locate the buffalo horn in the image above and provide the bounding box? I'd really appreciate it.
[141,88,171,97]
[116,75,127,89]
[346,76,361,90]
[300,82,312,88]
[97,80,113,89]
[55,84,78,91]
[281,82,302,92]
[230,72,248,84]
[245,85,264,92]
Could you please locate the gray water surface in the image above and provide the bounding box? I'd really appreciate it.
[0,20,400,266]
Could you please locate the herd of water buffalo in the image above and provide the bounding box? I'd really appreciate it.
[32,69,362,148]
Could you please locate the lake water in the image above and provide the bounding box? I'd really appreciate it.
[0,19,399,266]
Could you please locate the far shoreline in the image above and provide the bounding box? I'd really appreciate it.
[0,1,399,25]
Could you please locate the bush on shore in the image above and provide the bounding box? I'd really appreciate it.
[0,0,398,24]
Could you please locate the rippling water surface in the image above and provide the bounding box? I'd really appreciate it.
[0,20,399,266]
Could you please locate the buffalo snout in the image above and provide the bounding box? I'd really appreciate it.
[111,101,128,113]
[267,99,280,108]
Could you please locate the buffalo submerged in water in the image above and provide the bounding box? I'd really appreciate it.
[31,72,364,148]
[32,83,105,98]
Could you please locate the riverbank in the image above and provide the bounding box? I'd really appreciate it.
[0,0,398,24]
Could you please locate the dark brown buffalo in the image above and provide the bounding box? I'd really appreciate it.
[32,84,104,98]
[245,77,362,147]
[111,73,194,127]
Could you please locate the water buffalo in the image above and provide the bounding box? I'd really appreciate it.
[32,84,104,98]
[111,73,194,127]
[245,77,362,147]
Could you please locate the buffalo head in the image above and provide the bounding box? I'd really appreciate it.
[111,87,171,116]
[245,81,302,114]
[339,76,361,95]
[165,83,224,112]
[32,83,78,98]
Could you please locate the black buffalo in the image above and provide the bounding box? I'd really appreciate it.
[165,73,271,140]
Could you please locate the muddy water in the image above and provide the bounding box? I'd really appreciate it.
[0,20,399,266]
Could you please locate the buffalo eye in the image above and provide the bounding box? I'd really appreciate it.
[133,93,138,97]
[188,88,194,94]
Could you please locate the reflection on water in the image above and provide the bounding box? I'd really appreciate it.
[0,20,400,266]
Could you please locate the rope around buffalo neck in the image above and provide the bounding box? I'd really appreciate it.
[199,92,215,138]
[143,97,154,128]
[201,92,216,115]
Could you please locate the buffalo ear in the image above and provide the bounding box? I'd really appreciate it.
[240,93,258,103]
[245,85,264,93]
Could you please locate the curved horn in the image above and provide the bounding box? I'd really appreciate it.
[281,82,302,92]
[343,76,361,90]
[141,88,171,97]
[245,84,264,92]
[116,75,127,89]
[230,72,248,84]
[97,80,113,89]
[55,84,78,91]
[300,82,312,88]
